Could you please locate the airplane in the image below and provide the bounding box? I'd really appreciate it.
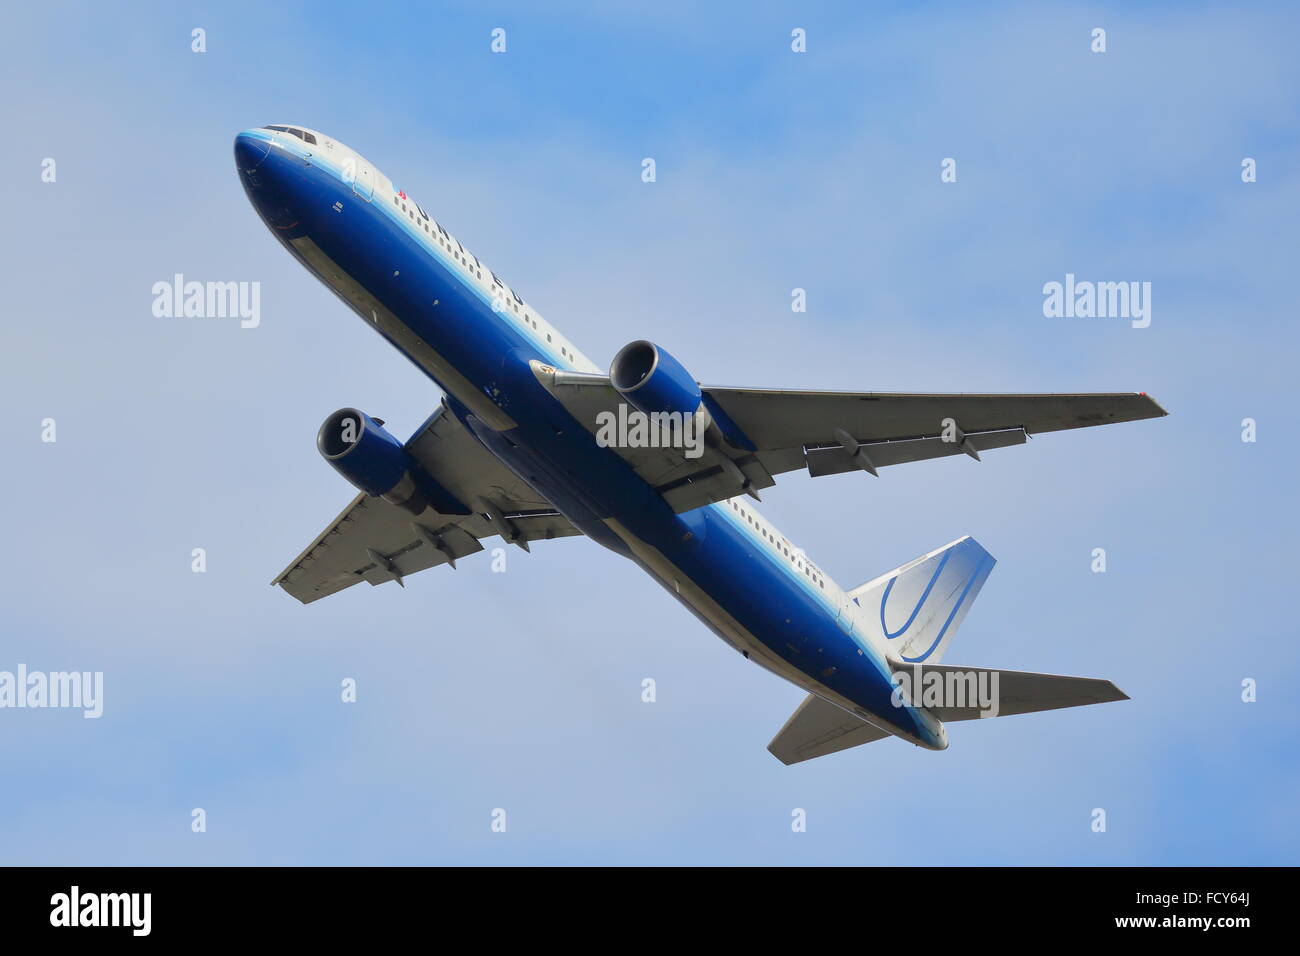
[234,124,1167,764]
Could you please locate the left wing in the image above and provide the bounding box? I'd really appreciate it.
[274,404,580,604]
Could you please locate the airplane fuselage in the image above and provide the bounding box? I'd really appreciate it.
[234,125,945,750]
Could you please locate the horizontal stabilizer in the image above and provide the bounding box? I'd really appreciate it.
[892,662,1129,721]
[768,694,893,765]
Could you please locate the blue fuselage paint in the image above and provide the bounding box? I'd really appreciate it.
[235,128,941,749]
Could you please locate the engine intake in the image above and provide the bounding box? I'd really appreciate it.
[610,340,703,418]
[317,408,426,513]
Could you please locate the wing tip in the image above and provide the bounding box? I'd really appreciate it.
[766,743,802,766]
[270,575,317,605]
[1136,392,1169,418]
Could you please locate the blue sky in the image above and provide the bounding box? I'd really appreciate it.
[1,0,1297,864]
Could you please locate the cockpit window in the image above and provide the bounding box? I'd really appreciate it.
[262,126,315,144]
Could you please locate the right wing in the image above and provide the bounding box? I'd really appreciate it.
[705,386,1168,479]
[273,403,580,604]
[767,693,893,765]
[538,364,1167,513]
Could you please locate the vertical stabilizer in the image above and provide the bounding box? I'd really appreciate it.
[849,536,995,664]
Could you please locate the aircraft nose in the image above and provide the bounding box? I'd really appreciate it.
[233,130,269,171]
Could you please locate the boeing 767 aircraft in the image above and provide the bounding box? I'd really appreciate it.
[235,125,1166,763]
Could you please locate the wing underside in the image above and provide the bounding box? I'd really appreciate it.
[539,367,1167,514]
[276,378,1165,601]
[767,694,895,765]
[274,404,580,603]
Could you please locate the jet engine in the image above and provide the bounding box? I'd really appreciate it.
[316,408,427,514]
[609,340,704,418]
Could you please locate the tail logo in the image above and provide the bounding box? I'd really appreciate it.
[879,548,992,663]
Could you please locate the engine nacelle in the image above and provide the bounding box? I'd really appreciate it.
[317,408,426,513]
[609,340,703,418]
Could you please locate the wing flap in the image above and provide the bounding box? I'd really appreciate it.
[805,426,1027,477]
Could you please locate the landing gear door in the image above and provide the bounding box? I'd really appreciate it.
[351,158,374,202]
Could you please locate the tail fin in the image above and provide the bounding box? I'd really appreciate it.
[850,536,995,665]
